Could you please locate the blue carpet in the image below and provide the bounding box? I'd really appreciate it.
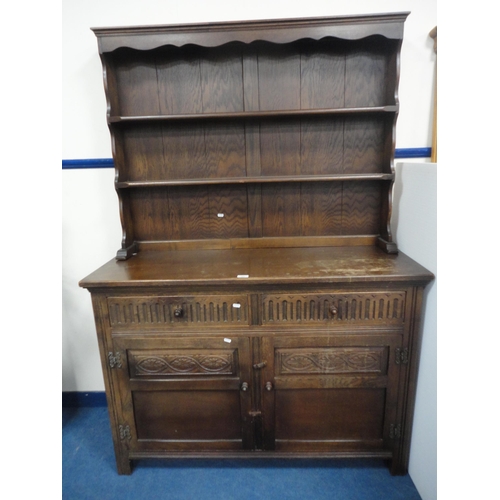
[63,407,422,500]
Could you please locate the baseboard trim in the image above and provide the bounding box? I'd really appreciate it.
[62,391,107,407]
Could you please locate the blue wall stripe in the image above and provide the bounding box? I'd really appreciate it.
[63,391,107,407]
[394,147,432,159]
[62,148,432,169]
[63,158,114,169]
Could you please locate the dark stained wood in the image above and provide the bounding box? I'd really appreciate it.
[103,22,402,254]
[80,13,434,476]
[80,246,433,288]
[133,390,243,441]
[341,181,382,235]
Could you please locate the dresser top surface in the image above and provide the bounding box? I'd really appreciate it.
[80,246,433,289]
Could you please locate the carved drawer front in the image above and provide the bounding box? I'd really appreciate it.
[275,347,388,376]
[128,349,238,379]
[107,295,249,327]
[261,292,406,325]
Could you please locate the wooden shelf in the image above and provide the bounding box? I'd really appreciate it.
[109,105,398,124]
[116,173,394,188]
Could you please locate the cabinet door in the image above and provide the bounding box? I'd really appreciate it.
[260,334,402,454]
[112,335,253,453]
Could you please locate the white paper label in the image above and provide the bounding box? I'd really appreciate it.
[224,338,232,343]
[217,213,225,218]
[237,274,249,278]
[232,303,241,308]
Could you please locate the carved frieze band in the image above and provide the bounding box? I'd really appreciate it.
[277,347,386,374]
[262,292,406,323]
[129,350,235,376]
[107,296,248,326]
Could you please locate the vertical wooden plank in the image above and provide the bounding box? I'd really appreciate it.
[345,41,388,107]
[247,184,263,238]
[200,46,244,113]
[160,122,206,179]
[121,123,165,181]
[261,183,302,237]
[258,46,301,175]
[200,46,246,178]
[242,46,261,175]
[258,44,301,110]
[113,50,160,116]
[242,47,263,237]
[260,120,301,176]
[167,186,212,240]
[300,43,345,175]
[301,117,344,175]
[243,48,260,112]
[300,41,345,109]
[208,185,249,239]
[157,46,203,114]
[343,116,385,174]
[204,121,246,178]
[128,187,170,241]
[156,47,205,181]
[300,182,343,236]
[341,181,381,235]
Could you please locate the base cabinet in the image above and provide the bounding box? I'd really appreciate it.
[86,278,430,476]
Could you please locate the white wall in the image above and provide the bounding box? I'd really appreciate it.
[393,162,437,500]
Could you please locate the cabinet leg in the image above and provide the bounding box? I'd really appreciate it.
[116,455,132,475]
[389,458,408,476]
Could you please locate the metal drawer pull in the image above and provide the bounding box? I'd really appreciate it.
[174,307,184,318]
[265,382,273,391]
[329,305,338,317]
[241,382,249,392]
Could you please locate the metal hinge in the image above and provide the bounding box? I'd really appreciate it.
[119,424,131,441]
[253,361,267,370]
[389,424,401,440]
[108,351,122,369]
[395,348,409,365]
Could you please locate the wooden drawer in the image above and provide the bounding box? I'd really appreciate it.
[107,294,249,327]
[261,291,406,326]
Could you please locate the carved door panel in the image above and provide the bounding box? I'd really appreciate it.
[112,335,253,453]
[260,334,402,454]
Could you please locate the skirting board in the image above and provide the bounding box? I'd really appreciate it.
[63,391,107,407]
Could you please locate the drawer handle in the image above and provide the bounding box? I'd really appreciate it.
[329,305,338,317]
[265,382,273,391]
[173,307,184,318]
[241,382,249,392]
